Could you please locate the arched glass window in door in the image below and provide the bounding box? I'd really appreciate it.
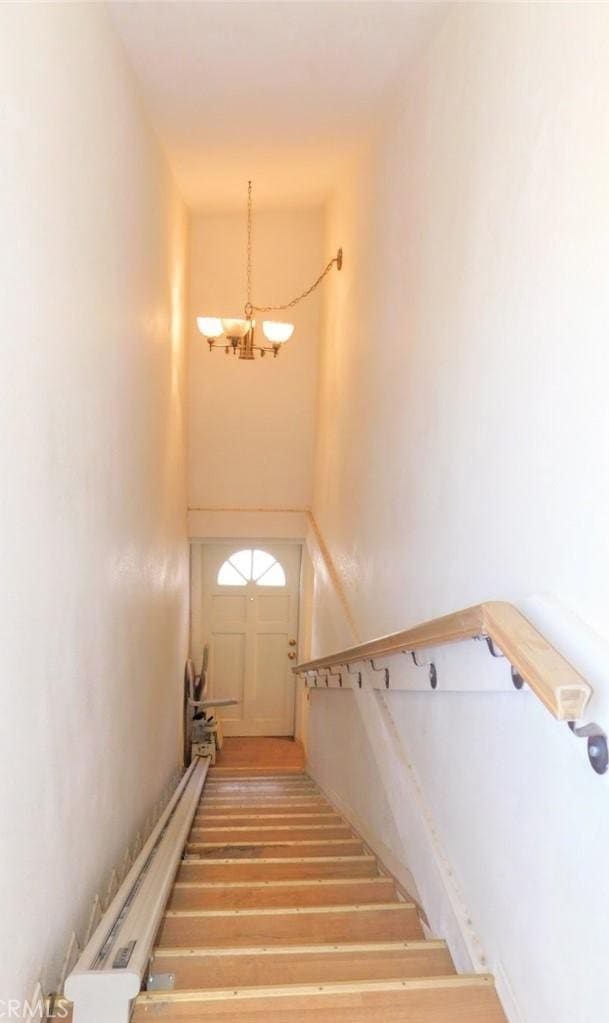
[217,549,287,587]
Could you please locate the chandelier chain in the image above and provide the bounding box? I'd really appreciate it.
[246,180,253,314]
[250,254,341,313]
[245,180,341,317]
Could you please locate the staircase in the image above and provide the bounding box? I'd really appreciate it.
[135,767,507,1021]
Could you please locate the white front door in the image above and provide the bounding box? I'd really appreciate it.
[191,542,300,736]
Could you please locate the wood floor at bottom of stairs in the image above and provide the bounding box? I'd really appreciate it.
[131,975,506,1021]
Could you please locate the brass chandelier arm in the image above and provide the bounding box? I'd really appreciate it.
[206,337,283,359]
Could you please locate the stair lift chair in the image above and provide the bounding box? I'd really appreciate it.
[183,646,238,766]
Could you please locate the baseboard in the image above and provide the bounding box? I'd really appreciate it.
[307,764,524,1023]
[494,961,526,1023]
[305,771,423,905]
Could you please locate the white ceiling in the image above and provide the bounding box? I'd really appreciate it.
[110,1,447,209]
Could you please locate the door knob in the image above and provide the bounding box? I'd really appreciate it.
[288,652,296,660]
[289,640,297,646]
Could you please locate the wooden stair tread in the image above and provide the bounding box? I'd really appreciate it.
[204,785,317,794]
[190,826,353,842]
[198,801,331,813]
[169,877,396,910]
[193,813,342,825]
[206,775,312,782]
[201,794,320,804]
[133,975,505,1021]
[156,903,423,948]
[141,766,508,1023]
[178,856,379,882]
[209,769,309,778]
[151,940,454,989]
[186,841,365,858]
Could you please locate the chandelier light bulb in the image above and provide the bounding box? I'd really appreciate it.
[262,320,295,344]
[197,317,223,339]
[221,317,251,338]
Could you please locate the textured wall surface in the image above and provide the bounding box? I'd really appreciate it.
[0,4,188,1003]
[308,5,609,1022]
[188,208,323,514]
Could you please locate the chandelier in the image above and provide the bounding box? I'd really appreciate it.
[196,181,343,359]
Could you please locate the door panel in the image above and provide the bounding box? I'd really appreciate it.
[211,594,247,624]
[192,542,300,736]
[212,633,246,722]
[256,594,290,622]
[254,633,290,720]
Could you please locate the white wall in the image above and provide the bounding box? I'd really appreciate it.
[0,3,188,1005]
[308,4,609,1022]
[188,207,323,516]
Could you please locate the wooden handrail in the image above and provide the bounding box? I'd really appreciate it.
[294,601,592,721]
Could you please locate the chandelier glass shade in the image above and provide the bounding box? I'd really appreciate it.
[196,181,342,360]
[262,321,294,344]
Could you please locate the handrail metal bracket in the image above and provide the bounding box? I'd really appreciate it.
[483,635,529,696]
[483,636,505,659]
[510,666,525,690]
[344,662,362,688]
[369,659,390,688]
[568,721,608,775]
[411,651,438,690]
[328,666,343,687]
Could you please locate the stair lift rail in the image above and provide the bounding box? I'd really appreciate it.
[65,756,209,1023]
